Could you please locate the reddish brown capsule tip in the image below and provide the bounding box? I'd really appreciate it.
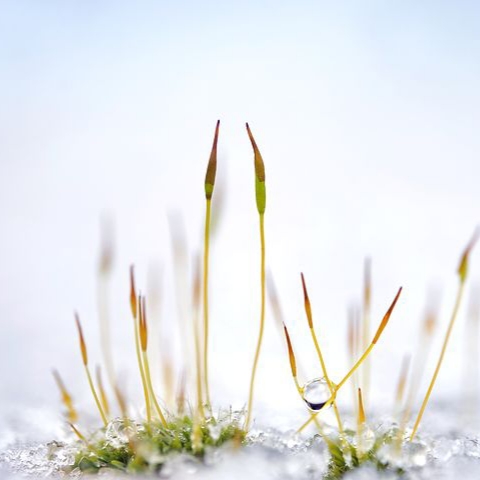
[246,123,266,182]
[129,265,137,319]
[300,273,313,329]
[283,323,297,378]
[75,312,88,366]
[204,120,220,199]
[372,287,403,345]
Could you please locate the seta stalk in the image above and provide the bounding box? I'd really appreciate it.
[52,369,78,423]
[75,313,108,426]
[244,122,267,431]
[301,272,344,434]
[130,266,151,423]
[410,229,479,441]
[139,295,168,426]
[203,120,220,408]
[298,287,402,433]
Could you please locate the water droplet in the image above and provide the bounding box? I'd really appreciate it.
[302,378,330,412]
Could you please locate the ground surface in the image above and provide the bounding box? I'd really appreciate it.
[1,403,480,479]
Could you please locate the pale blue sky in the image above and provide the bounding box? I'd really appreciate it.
[1,1,480,428]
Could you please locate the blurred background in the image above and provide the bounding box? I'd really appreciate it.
[1,0,480,445]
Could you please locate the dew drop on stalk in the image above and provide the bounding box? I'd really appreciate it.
[302,377,330,411]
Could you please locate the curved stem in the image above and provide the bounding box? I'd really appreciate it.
[297,344,374,433]
[194,297,205,419]
[203,198,212,407]
[410,281,465,441]
[244,213,266,430]
[297,286,402,433]
[310,327,344,435]
[143,351,167,426]
[362,259,371,404]
[133,316,151,422]
[85,365,108,426]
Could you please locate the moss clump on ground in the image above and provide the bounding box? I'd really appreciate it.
[72,413,245,474]
[322,427,408,479]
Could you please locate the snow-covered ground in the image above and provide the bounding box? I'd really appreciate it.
[2,403,480,479]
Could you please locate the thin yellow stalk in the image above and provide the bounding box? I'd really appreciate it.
[130,266,151,422]
[140,296,167,426]
[244,123,267,431]
[203,120,220,408]
[394,302,437,448]
[85,366,108,426]
[192,259,205,451]
[52,369,78,423]
[283,323,328,438]
[347,305,359,418]
[462,285,480,421]
[142,351,167,425]
[75,313,107,426]
[362,258,372,404]
[297,287,402,433]
[410,230,479,441]
[69,422,88,444]
[336,288,402,398]
[301,273,344,435]
[203,198,213,406]
[409,286,465,440]
[96,365,110,418]
[193,256,205,419]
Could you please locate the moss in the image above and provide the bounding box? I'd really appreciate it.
[322,427,406,479]
[71,413,245,474]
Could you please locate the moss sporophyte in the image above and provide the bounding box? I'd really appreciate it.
[52,123,479,477]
